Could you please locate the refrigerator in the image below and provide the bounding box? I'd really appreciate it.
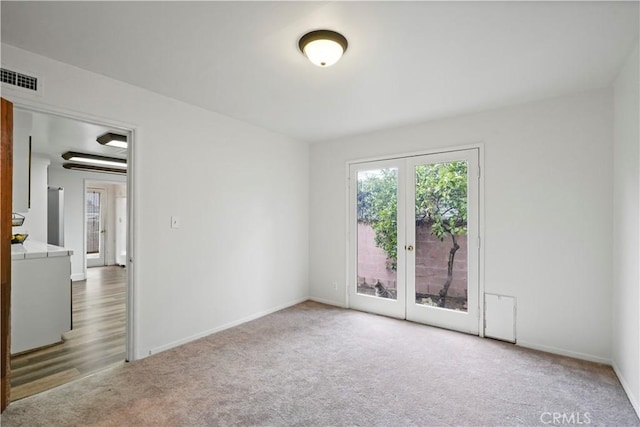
[48,187,64,247]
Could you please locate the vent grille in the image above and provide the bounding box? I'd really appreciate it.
[1,68,38,91]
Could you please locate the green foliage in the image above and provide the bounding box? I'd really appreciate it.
[358,169,398,269]
[357,162,468,270]
[415,162,468,240]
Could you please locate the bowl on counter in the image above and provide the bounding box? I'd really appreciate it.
[12,213,25,227]
[11,234,29,244]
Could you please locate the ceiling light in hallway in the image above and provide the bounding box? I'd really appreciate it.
[97,132,128,149]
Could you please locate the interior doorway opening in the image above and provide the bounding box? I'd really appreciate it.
[5,105,134,402]
[85,181,127,271]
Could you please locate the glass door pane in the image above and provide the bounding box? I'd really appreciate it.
[414,161,468,311]
[86,188,106,267]
[86,190,101,255]
[356,168,398,300]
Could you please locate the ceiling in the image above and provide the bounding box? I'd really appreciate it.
[13,108,128,169]
[1,1,638,143]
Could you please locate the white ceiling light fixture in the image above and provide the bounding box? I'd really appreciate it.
[62,151,127,169]
[97,132,128,149]
[298,30,348,67]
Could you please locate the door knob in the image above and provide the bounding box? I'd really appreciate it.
[406,245,414,251]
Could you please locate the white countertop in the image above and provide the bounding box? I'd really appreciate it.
[11,240,74,260]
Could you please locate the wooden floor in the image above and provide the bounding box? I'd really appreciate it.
[10,266,126,401]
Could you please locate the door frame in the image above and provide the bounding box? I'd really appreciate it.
[405,149,480,334]
[1,98,14,411]
[347,158,408,320]
[345,144,486,336]
[2,96,137,365]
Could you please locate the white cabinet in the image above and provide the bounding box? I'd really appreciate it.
[11,241,73,354]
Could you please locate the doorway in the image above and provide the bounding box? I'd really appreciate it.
[2,103,134,403]
[85,181,127,271]
[348,148,480,334]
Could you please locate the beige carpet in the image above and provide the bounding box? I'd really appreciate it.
[1,301,638,426]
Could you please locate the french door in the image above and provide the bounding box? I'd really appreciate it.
[86,188,106,267]
[348,148,480,334]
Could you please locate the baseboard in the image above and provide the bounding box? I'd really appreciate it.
[517,340,611,365]
[71,273,86,282]
[146,296,309,357]
[308,296,346,308]
[612,361,640,417]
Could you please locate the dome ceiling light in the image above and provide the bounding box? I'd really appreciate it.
[298,30,348,67]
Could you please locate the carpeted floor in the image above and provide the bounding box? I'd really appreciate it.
[1,301,638,426]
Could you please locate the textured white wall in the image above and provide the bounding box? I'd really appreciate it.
[310,89,614,363]
[105,182,126,266]
[11,110,31,212]
[19,155,49,243]
[612,44,640,415]
[2,43,310,359]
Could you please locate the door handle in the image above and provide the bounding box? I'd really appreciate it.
[406,245,414,251]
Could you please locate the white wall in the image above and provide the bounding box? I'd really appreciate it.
[23,154,50,242]
[105,182,126,266]
[310,89,614,363]
[13,154,50,243]
[11,109,31,212]
[48,169,126,280]
[612,44,639,415]
[2,43,310,359]
[114,185,127,266]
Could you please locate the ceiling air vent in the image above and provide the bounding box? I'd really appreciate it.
[1,67,38,92]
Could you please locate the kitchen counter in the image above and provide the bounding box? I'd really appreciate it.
[11,241,73,354]
[11,240,74,260]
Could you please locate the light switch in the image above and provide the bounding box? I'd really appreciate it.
[171,216,181,229]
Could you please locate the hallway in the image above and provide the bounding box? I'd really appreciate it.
[10,266,126,400]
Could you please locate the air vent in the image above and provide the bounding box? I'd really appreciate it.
[1,68,38,91]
